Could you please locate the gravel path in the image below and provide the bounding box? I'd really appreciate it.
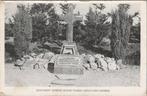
[5,63,140,87]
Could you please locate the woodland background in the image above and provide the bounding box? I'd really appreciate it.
[5,3,140,65]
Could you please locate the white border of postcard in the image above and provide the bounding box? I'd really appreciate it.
[0,1,146,96]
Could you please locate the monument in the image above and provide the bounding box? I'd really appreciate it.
[60,4,83,42]
[48,4,84,77]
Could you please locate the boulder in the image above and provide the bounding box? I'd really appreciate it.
[80,54,90,70]
[15,58,25,66]
[98,57,108,71]
[94,54,104,70]
[33,58,49,69]
[94,54,102,59]
[14,58,26,70]
[82,63,90,70]
[90,63,97,70]
[43,52,54,60]
[86,55,98,70]
[37,53,44,58]
[23,55,34,60]
[87,55,95,63]
[30,53,37,57]
[95,58,102,68]
[105,57,120,71]
[80,53,121,71]
[49,55,58,63]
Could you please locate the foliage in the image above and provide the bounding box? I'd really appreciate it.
[31,13,47,41]
[129,23,140,43]
[30,3,51,41]
[73,21,87,43]
[47,7,60,40]
[30,3,59,42]
[60,3,70,15]
[93,3,105,11]
[5,3,140,61]
[110,4,132,61]
[30,3,53,14]
[5,19,14,37]
[84,5,111,47]
[13,5,32,58]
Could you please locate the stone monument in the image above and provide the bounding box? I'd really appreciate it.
[61,4,83,42]
[49,4,84,77]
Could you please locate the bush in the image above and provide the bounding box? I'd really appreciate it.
[5,43,17,62]
[125,51,140,65]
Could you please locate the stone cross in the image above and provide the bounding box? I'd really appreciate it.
[62,4,83,42]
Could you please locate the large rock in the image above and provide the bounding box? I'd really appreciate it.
[23,55,34,61]
[86,55,97,70]
[96,55,108,71]
[82,63,90,70]
[95,58,102,68]
[49,55,58,63]
[105,57,120,70]
[94,54,103,59]
[81,53,120,71]
[30,53,37,57]
[42,52,54,60]
[33,57,49,69]
[94,54,108,71]
[37,53,44,58]
[90,63,97,70]
[14,58,26,70]
[15,58,25,66]
[81,54,90,70]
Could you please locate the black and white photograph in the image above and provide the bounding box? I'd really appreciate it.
[4,1,143,88]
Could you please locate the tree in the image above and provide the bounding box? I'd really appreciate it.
[73,18,86,43]
[85,4,110,47]
[130,23,140,43]
[110,4,132,64]
[47,6,59,41]
[84,7,97,46]
[13,4,32,58]
[5,24,13,37]
[93,3,105,11]
[129,12,140,43]
[93,3,111,46]
[30,3,56,42]
[60,3,70,15]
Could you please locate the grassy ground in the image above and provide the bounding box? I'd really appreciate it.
[5,63,140,87]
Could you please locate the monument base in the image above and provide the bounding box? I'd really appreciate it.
[54,66,83,75]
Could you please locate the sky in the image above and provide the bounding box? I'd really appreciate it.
[5,1,140,25]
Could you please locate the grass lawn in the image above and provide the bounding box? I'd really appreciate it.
[5,63,140,87]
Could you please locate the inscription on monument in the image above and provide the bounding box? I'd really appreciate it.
[57,56,80,65]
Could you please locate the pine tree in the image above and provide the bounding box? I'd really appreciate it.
[110,4,132,64]
[85,5,110,47]
[47,6,59,40]
[30,3,59,42]
[13,5,32,58]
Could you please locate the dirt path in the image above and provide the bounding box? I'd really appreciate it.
[5,63,140,87]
